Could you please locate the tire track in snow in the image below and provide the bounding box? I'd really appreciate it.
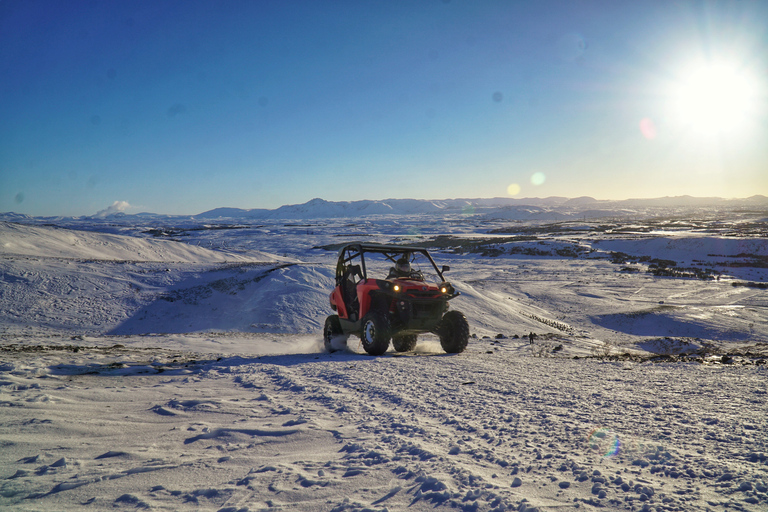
[231,348,768,511]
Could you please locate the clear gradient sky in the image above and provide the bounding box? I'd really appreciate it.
[2,0,767,216]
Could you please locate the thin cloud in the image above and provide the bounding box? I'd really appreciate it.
[94,201,131,218]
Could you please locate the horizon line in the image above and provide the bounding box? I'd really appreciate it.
[2,194,767,219]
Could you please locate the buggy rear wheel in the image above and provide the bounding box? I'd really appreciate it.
[392,334,417,352]
[323,315,348,352]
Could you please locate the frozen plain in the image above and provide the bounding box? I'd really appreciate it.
[1,203,767,511]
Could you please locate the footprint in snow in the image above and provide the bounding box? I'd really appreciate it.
[184,427,300,444]
[150,404,179,416]
[95,450,130,460]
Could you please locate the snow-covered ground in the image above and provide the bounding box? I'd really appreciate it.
[1,206,767,511]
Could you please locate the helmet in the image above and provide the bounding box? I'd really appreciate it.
[396,257,411,274]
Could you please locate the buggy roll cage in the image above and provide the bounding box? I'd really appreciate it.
[335,243,449,285]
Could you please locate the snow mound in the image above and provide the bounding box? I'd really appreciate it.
[0,222,271,263]
[591,305,758,342]
[109,263,335,335]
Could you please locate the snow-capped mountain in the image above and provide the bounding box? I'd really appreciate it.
[2,195,766,223]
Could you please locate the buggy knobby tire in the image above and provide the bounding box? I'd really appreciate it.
[323,315,348,352]
[438,310,469,354]
[360,311,391,356]
[392,334,417,352]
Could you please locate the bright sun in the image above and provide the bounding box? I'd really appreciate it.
[670,61,759,138]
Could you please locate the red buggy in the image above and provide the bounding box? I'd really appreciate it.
[324,243,469,355]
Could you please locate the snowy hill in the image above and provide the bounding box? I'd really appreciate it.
[2,214,766,341]
[1,210,767,512]
[0,221,268,263]
[0,222,299,335]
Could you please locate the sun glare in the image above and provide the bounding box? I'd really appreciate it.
[670,61,759,138]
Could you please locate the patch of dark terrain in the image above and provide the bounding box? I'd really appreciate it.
[190,224,253,231]
[313,239,373,251]
[143,228,190,239]
[0,254,203,265]
[647,262,722,280]
[0,343,130,354]
[489,213,768,238]
[598,225,654,233]
[215,261,285,271]
[609,252,723,280]
[405,235,536,254]
[390,235,597,260]
[731,281,768,289]
[714,218,768,237]
[0,343,214,374]
[488,221,591,236]
[614,213,767,237]
[579,344,768,366]
[488,218,716,236]
[711,253,768,268]
[143,224,254,238]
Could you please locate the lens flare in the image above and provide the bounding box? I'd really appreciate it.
[639,118,657,140]
[507,183,521,196]
[587,428,659,459]
[406,226,422,237]
[530,172,546,186]
[588,427,621,458]
[557,32,587,62]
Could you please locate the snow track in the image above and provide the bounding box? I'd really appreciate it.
[1,342,766,511]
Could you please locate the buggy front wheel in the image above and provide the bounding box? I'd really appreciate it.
[360,312,390,356]
[437,310,469,354]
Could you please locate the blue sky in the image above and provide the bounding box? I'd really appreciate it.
[2,0,767,216]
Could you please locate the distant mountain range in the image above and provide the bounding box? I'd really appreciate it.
[2,195,767,223]
[193,195,768,221]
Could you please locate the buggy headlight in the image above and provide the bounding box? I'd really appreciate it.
[441,283,454,295]
[393,284,401,292]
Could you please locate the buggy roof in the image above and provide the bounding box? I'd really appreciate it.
[337,243,429,255]
[335,243,444,280]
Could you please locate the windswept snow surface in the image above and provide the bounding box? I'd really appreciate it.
[1,209,767,511]
[0,221,271,263]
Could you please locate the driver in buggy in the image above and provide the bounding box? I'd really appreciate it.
[387,256,423,280]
